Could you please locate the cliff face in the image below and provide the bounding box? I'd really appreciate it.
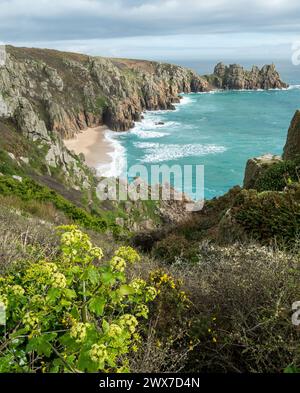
[283,110,300,160]
[0,46,210,138]
[205,62,288,90]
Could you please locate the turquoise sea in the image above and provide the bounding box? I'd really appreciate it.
[105,62,300,200]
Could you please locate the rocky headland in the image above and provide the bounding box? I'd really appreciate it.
[205,62,288,90]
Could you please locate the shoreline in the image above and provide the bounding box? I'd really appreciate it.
[64,126,118,176]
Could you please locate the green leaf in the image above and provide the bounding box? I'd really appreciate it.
[47,287,61,302]
[89,296,106,316]
[102,271,115,285]
[102,319,109,334]
[63,288,76,299]
[84,266,100,285]
[26,333,57,357]
[119,285,135,296]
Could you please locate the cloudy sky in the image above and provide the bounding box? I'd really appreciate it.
[0,0,299,64]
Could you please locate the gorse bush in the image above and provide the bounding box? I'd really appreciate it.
[0,226,157,372]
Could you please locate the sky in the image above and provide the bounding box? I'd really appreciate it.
[0,0,300,65]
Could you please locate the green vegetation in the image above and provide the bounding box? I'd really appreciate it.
[234,188,300,244]
[0,176,110,233]
[256,159,300,192]
[0,226,157,372]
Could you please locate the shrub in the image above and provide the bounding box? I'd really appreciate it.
[0,226,157,372]
[234,189,300,245]
[164,243,300,373]
[256,160,300,192]
[152,234,198,264]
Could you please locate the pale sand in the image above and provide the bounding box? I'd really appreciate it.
[64,126,113,169]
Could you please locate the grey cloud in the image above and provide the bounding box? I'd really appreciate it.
[0,0,299,42]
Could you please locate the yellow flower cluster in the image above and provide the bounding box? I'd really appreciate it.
[136,304,149,318]
[23,312,39,329]
[159,273,176,289]
[130,278,146,291]
[110,256,126,272]
[89,344,108,363]
[50,272,67,289]
[60,226,104,263]
[70,322,89,343]
[61,227,88,247]
[119,314,138,334]
[89,246,104,260]
[146,286,157,301]
[11,285,25,297]
[114,246,141,264]
[108,323,123,338]
[24,262,59,285]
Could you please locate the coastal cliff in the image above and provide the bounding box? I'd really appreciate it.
[205,62,288,90]
[0,46,209,140]
[0,46,287,146]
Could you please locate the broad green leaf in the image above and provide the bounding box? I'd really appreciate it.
[89,296,106,316]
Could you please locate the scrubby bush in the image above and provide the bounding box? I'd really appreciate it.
[152,234,199,264]
[234,189,300,245]
[256,160,300,192]
[164,243,300,373]
[0,226,157,372]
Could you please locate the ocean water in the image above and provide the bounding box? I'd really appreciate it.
[104,65,300,200]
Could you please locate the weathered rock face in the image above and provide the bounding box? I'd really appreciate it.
[243,154,283,189]
[0,46,210,137]
[206,62,288,90]
[283,110,300,160]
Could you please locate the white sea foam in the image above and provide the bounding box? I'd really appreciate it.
[132,112,180,139]
[287,84,300,90]
[133,130,169,139]
[134,142,227,163]
[96,130,126,178]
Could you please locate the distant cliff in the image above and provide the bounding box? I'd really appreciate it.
[204,62,288,90]
[0,46,210,139]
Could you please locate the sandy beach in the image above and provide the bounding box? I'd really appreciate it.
[64,126,114,173]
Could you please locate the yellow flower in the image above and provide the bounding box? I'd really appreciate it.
[50,272,67,288]
[110,256,126,272]
[146,286,157,301]
[23,312,39,329]
[89,344,108,363]
[108,324,123,338]
[119,314,138,334]
[114,246,140,264]
[70,322,89,343]
[130,278,146,292]
[11,285,25,296]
